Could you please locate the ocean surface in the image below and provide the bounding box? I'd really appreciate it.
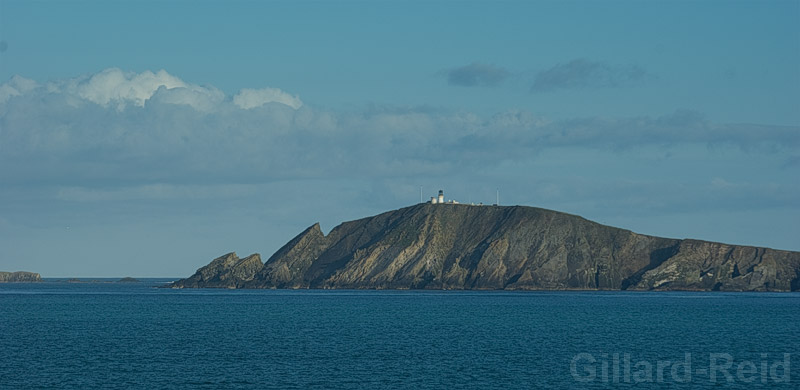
[1,280,798,389]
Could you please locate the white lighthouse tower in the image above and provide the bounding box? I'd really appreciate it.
[430,189,454,204]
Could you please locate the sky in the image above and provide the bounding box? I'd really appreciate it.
[0,0,798,277]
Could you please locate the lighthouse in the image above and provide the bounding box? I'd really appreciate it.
[430,189,459,204]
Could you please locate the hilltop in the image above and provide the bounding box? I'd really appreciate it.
[171,203,800,291]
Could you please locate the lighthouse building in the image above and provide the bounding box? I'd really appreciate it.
[430,190,459,205]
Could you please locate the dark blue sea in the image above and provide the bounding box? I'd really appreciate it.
[1,280,798,389]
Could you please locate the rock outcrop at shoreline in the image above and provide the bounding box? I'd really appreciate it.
[171,204,800,291]
[0,271,42,282]
[172,253,263,289]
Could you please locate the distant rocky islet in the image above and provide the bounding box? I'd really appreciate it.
[0,274,145,283]
[0,271,42,283]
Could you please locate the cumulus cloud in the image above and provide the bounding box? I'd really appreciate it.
[531,58,648,92]
[233,88,303,110]
[0,75,38,104]
[60,68,193,109]
[445,62,510,87]
[0,68,301,113]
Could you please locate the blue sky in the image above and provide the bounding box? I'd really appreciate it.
[0,1,798,277]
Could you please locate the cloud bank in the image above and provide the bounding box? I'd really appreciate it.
[0,68,796,190]
[445,62,510,87]
[1,67,797,233]
[531,59,648,92]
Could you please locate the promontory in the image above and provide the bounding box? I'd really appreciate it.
[171,203,800,291]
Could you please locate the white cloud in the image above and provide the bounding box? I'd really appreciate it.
[0,85,19,104]
[60,68,192,109]
[1,68,304,112]
[233,87,303,110]
[0,75,39,104]
[148,85,225,112]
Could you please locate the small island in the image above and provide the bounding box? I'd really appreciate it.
[0,271,42,283]
[171,192,800,292]
[118,277,140,283]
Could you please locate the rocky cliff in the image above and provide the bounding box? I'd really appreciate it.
[171,204,800,291]
[172,252,263,288]
[0,271,42,282]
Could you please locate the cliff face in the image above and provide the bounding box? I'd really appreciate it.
[0,271,42,282]
[172,204,800,291]
[631,240,800,291]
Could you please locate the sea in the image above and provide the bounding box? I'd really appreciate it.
[1,280,798,389]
